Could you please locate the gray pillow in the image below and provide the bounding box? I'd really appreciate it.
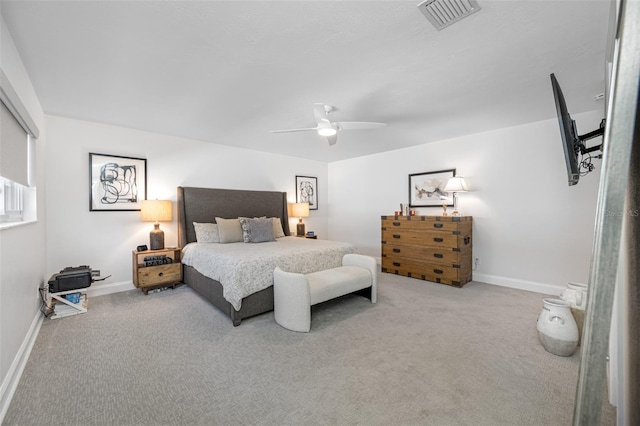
[193,222,220,243]
[215,217,243,243]
[239,216,267,242]
[243,218,275,243]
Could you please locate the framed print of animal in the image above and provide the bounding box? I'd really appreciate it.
[409,169,455,208]
[296,175,318,210]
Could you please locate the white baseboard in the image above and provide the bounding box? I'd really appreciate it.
[473,272,563,296]
[0,310,43,424]
[86,280,135,297]
[375,258,563,296]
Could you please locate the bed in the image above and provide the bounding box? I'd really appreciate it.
[177,186,357,326]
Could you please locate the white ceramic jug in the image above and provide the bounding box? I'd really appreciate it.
[536,298,579,357]
[560,282,588,345]
[560,282,588,310]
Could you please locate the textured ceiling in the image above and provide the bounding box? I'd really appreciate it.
[1,0,611,162]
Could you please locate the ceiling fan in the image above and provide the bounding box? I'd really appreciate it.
[269,103,386,146]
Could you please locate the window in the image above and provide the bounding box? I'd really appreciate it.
[1,90,37,227]
[0,177,25,223]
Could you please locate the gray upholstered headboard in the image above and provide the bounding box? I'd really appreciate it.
[177,186,291,248]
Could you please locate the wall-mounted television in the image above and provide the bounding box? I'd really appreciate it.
[550,73,606,186]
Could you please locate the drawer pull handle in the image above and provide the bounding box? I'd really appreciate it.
[434,237,444,242]
[393,248,401,253]
[393,234,401,239]
[158,272,164,277]
[393,222,401,226]
[393,262,401,267]
[434,269,443,274]
[433,253,443,258]
[433,223,443,228]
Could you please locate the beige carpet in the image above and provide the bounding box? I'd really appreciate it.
[3,272,616,425]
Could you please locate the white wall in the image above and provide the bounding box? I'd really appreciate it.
[0,14,46,421]
[328,110,605,295]
[44,115,329,293]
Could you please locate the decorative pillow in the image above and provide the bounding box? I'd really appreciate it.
[215,217,243,243]
[193,222,219,243]
[271,217,286,238]
[239,216,266,242]
[238,217,251,242]
[243,218,276,243]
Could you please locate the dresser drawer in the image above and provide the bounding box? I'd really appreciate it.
[382,243,461,264]
[382,217,462,232]
[381,229,464,248]
[381,258,464,286]
[137,263,181,287]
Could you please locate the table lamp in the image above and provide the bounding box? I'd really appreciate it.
[141,200,172,250]
[443,177,468,217]
[289,202,310,236]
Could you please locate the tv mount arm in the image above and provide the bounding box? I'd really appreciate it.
[579,118,606,154]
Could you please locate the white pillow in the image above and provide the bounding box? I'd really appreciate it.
[193,222,219,243]
[270,217,286,238]
[215,217,244,243]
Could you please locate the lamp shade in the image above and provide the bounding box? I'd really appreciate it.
[140,200,172,222]
[443,177,468,192]
[289,202,310,218]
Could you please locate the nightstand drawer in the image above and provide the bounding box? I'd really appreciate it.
[137,263,181,286]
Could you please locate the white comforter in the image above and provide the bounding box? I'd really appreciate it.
[181,237,357,310]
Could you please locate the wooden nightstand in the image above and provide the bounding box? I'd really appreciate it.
[132,247,182,295]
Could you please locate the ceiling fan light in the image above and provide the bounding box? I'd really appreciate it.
[317,127,337,137]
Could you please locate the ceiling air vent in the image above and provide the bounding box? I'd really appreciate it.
[417,0,481,30]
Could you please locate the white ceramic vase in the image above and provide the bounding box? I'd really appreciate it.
[560,282,588,345]
[536,298,579,357]
[560,282,588,310]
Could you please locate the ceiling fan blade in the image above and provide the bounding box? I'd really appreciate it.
[269,127,318,133]
[313,103,333,123]
[270,105,384,147]
[335,121,387,131]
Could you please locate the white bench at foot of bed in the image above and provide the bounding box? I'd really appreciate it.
[273,254,377,332]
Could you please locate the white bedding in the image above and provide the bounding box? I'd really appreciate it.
[181,236,357,310]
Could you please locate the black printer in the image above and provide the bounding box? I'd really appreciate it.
[48,266,96,293]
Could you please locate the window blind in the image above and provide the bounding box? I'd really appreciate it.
[0,99,28,187]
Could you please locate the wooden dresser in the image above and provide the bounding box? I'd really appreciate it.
[381,215,472,287]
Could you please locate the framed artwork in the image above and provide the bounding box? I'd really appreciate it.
[295,175,318,210]
[89,153,147,211]
[409,169,455,208]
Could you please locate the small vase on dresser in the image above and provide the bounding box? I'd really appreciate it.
[536,298,579,357]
